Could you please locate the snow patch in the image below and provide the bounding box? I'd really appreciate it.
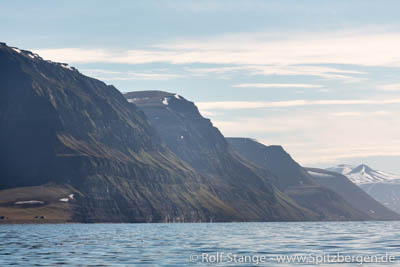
[128,97,150,103]
[162,97,169,105]
[308,171,334,178]
[14,200,44,205]
[25,52,40,59]
[59,194,75,202]
[61,63,73,71]
[174,94,181,99]
[12,48,21,54]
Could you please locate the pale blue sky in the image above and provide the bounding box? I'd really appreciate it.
[1,0,400,172]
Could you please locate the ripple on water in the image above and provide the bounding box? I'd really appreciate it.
[0,222,399,266]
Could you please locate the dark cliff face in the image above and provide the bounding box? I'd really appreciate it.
[0,44,248,223]
[226,138,316,189]
[227,138,373,220]
[124,91,369,221]
[0,45,161,189]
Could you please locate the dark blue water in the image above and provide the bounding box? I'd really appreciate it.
[1,221,400,266]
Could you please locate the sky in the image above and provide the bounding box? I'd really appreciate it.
[1,0,400,173]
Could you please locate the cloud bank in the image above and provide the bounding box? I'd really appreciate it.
[35,31,400,68]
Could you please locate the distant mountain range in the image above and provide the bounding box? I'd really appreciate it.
[327,164,400,214]
[0,42,399,223]
[226,138,399,221]
[327,164,400,184]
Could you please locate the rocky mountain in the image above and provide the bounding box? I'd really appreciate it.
[327,164,400,214]
[227,138,400,221]
[0,42,314,223]
[226,138,317,189]
[125,92,371,221]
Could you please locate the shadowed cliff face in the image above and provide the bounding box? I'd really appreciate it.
[0,45,163,189]
[124,91,370,221]
[226,138,316,190]
[125,91,235,173]
[0,44,244,223]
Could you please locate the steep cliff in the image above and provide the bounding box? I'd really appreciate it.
[125,91,369,221]
[0,43,238,223]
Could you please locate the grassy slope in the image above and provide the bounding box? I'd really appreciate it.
[0,185,78,223]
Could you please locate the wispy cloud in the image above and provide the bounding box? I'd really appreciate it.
[378,83,400,92]
[243,65,367,82]
[186,64,366,82]
[34,31,400,68]
[198,100,308,110]
[35,30,400,85]
[153,31,400,67]
[330,111,390,117]
[297,148,400,166]
[233,83,323,88]
[197,98,400,110]
[81,69,183,81]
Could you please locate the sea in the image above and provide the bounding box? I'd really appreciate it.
[1,221,400,266]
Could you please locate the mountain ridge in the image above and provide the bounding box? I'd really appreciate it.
[125,92,373,221]
[0,43,312,223]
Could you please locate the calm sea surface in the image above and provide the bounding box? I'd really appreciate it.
[1,221,400,266]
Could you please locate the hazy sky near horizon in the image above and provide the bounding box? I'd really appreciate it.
[1,0,400,172]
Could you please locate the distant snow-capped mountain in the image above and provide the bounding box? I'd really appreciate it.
[327,164,400,185]
[327,164,400,214]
